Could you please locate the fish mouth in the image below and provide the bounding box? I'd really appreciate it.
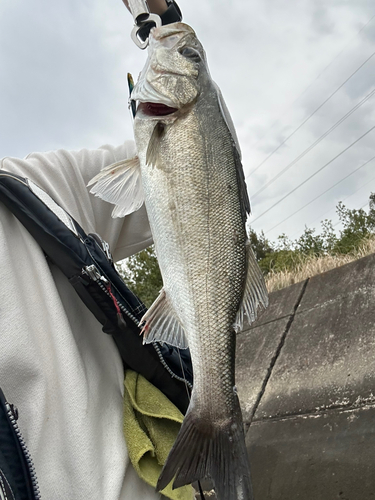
[137,102,178,117]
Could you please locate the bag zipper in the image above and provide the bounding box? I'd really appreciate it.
[5,402,42,500]
[88,233,113,264]
[82,264,193,388]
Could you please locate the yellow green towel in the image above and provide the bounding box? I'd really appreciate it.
[123,369,193,500]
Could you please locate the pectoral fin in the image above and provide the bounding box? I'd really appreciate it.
[88,156,144,218]
[146,122,166,168]
[141,288,188,349]
[234,243,269,331]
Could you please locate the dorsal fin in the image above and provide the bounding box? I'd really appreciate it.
[214,82,251,222]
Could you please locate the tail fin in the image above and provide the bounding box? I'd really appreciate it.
[157,402,254,500]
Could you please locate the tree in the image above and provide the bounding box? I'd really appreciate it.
[248,228,274,261]
[295,227,324,256]
[320,219,338,253]
[252,193,375,275]
[369,193,375,230]
[333,194,375,254]
[117,246,162,307]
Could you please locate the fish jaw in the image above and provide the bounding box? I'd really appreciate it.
[131,22,206,110]
[136,102,179,118]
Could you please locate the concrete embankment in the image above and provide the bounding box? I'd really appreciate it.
[237,252,375,499]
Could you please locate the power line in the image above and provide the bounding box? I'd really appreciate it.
[246,12,375,154]
[250,124,375,224]
[246,50,375,178]
[288,172,375,239]
[303,13,375,86]
[252,88,375,199]
[263,155,375,234]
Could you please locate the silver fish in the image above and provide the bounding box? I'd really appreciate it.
[89,22,268,500]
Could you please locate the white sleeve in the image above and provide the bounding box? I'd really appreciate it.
[0,141,153,261]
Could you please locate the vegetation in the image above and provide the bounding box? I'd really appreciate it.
[116,246,162,308]
[265,237,375,292]
[252,193,375,284]
[117,193,375,303]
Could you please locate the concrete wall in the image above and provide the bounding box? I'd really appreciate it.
[237,252,375,500]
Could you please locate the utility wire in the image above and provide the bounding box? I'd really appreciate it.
[264,155,375,234]
[252,88,375,199]
[247,12,375,154]
[247,50,375,178]
[250,124,375,224]
[288,172,375,239]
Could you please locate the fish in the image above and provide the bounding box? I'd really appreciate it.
[88,22,268,500]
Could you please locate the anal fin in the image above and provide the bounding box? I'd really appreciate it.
[141,288,188,349]
[234,243,269,331]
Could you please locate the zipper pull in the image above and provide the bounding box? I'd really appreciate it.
[83,265,108,283]
[9,403,19,420]
[106,284,128,331]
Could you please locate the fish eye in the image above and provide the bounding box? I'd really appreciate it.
[179,47,201,62]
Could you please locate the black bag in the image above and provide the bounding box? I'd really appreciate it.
[0,171,193,412]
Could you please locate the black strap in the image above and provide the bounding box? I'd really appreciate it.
[0,171,192,414]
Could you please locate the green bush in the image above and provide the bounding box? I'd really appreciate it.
[116,246,162,308]
[252,193,375,276]
[258,249,304,275]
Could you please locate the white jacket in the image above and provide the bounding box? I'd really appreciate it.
[0,141,162,499]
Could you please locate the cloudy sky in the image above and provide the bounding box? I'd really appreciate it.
[1,0,375,243]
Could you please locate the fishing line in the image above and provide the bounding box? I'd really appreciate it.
[197,480,206,500]
[177,348,191,404]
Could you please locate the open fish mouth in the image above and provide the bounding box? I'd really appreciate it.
[137,102,178,117]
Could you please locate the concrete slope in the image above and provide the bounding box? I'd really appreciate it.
[237,252,375,500]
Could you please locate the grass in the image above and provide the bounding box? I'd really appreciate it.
[265,236,375,293]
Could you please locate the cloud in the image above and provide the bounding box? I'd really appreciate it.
[0,0,135,157]
[1,0,375,241]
